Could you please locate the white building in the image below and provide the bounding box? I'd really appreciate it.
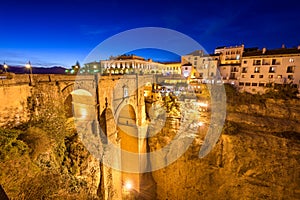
[84,55,181,75]
[214,45,244,85]
[239,46,300,93]
[181,50,221,83]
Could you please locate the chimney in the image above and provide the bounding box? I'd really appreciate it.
[282,44,286,48]
[262,47,266,54]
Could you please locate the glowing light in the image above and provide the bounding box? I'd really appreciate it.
[124,181,132,191]
[25,61,31,69]
[198,102,208,107]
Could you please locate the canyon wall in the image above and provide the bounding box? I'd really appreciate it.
[148,98,300,199]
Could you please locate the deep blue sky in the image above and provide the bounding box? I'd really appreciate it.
[1,0,299,68]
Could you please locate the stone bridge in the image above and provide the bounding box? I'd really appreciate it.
[0,73,156,199]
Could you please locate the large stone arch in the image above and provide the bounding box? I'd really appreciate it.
[98,107,123,200]
[61,82,96,101]
[114,99,138,124]
[62,83,97,119]
[71,89,96,121]
[116,104,140,193]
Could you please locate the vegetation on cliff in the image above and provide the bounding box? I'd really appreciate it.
[0,84,100,199]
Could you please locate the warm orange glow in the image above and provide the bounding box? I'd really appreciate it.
[124,181,133,191]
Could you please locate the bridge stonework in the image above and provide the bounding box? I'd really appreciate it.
[0,73,156,199]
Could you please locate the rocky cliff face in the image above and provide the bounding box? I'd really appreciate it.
[148,98,300,199]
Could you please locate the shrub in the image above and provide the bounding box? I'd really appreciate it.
[0,128,29,161]
[18,127,51,160]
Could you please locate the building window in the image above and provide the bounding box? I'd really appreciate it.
[254,67,260,73]
[211,72,214,77]
[289,58,294,63]
[287,66,295,73]
[242,67,247,73]
[259,75,263,78]
[185,67,188,70]
[272,59,280,65]
[253,60,261,65]
[199,73,203,78]
[123,86,128,98]
[269,75,274,78]
[194,57,197,60]
[277,75,282,79]
[259,83,265,87]
[245,82,251,86]
[243,60,247,64]
[269,67,275,73]
[231,67,238,72]
[288,75,293,80]
[251,75,255,78]
[252,83,257,86]
[242,75,245,78]
[239,82,244,86]
[194,61,197,65]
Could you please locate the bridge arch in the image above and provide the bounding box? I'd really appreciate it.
[117,104,140,192]
[62,81,97,118]
[114,99,138,124]
[61,82,96,100]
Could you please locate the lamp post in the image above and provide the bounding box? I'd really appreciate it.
[25,61,33,85]
[3,62,8,73]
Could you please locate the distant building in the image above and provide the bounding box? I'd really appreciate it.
[83,61,101,74]
[161,61,181,75]
[181,50,221,83]
[239,46,300,93]
[99,55,167,75]
[215,44,244,85]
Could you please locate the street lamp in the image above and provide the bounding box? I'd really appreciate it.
[3,62,8,73]
[25,61,32,71]
[25,61,33,85]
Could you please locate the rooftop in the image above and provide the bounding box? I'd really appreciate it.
[109,54,146,61]
[243,47,300,57]
[186,50,204,56]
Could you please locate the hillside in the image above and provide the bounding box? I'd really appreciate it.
[0,65,66,74]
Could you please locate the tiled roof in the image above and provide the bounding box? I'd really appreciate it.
[182,63,192,66]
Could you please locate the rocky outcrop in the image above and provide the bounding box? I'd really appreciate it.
[148,98,300,199]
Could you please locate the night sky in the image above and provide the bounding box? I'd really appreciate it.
[1,0,300,68]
